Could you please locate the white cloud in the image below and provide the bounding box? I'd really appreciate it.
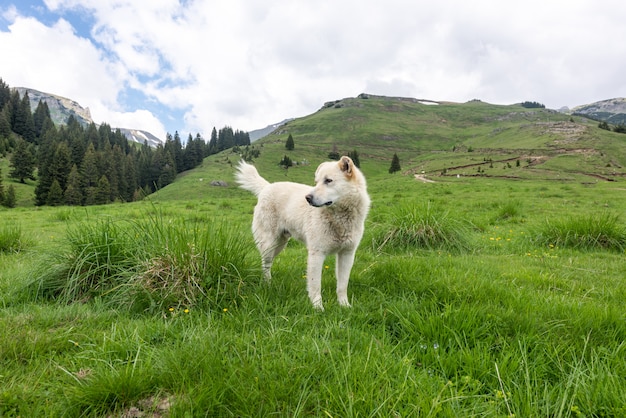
[3,0,626,138]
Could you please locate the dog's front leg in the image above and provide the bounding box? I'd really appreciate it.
[306,250,325,310]
[336,249,356,307]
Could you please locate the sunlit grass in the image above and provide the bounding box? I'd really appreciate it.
[1,178,626,416]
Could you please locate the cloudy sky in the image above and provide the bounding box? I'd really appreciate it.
[1,0,626,141]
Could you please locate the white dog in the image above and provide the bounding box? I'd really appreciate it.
[235,156,370,310]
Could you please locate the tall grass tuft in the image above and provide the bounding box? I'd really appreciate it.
[533,212,626,251]
[0,223,27,253]
[373,203,471,252]
[24,210,256,312]
[27,217,138,303]
[493,199,524,223]
[125,211,255,312]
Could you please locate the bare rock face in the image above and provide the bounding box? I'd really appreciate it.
[571,98,626,124]
[14,87,162,147]
[15,87,93,126]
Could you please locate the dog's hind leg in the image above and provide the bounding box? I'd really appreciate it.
[336,249,356,307]
[257,234,289,281]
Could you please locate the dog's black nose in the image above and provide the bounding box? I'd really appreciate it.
[305,194,313,204]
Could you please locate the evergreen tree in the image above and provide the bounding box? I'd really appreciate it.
[64,164,83,205]
[111,145,125,201]
[208,127,218,155]
[15,92,35,143]
[4,185,16,208]
[0,167,4,204]
[137,142,155,192]
[33,100,51,140]
[234,129,250,146]
[80,143,99,189]
[285,134,294,150]
[389,153,401,174]
[0,78,11,110]
[152,146,176,189]
[34,128,58,205]
[217,126,234,151]
[46,179,64,206]
[172,132,184,172]
[95,175,111,204]
[279,155,293,168]
[0,106,11,140]
[50,141,72,191]
[63,125,84,167]
[85,122,100,149]
[348,150,360,168]
[122,154,138,202]
[9,139,36,183]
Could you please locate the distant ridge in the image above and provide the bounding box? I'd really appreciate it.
[14,87,163,147]
[570,98,626,125]
[249,119,293,142]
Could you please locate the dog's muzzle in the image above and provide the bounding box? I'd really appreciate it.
[306,194,332,207]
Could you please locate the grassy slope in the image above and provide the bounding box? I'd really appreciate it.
[1,96,626,416]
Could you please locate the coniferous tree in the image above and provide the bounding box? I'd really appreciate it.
[80,143,99,189]
[47,179,64,206]
[152,146,176,189]
[80,143,99,204]
[234,129,250,146]
[4,185,16,208]
[172,132,184,172]
[0,78,10,110]
[33,100,51,140]
[348,150,360,168]
[208,127,218,155]
[9,139,36,183]
[67,127,85,167]
[95,175,111,204]
[0,106,11,141]
[389,153,401,174]
[285,134,294,150]
[64,164,83,205]
[13,92,36,143]
[123,154,138,201]
[50,141,72,191]
[34,128,59,205]
[279,155,293,168]
[217,126,234,151]
[0,167,4,204]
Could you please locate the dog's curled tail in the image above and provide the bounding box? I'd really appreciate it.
[235,160,270,196]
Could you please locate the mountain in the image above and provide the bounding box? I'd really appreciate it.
[245,94,626,182]
[248,119,293,142]
[15,87,163,146]
[15,87,93,126]
[570,98,626,125]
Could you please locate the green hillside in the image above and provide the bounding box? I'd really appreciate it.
[266,95,626,179]
[154,95,626,202]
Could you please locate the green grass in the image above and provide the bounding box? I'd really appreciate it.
[1,174,625,417]
[2,96,626,416]
[533,212,626,251]
[0,223,27,253]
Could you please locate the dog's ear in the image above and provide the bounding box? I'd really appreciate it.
[338,156,354,177]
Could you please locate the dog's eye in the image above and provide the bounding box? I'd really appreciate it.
[324,178,333,184]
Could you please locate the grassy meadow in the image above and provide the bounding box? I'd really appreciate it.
[1,98,626,416]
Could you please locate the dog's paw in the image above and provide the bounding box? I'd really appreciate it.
[312,299,325,311]
[338,297,351,308]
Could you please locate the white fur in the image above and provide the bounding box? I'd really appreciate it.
[235,156,370,310]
